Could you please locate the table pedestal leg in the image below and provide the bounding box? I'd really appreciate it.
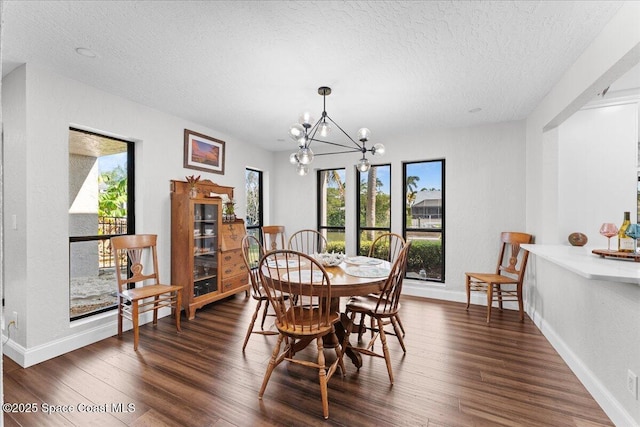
[335,312,362,369]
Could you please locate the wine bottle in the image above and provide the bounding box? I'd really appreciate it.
[618,211,634,252]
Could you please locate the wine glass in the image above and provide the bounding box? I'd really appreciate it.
[625,223,640,253]
[599,223,618,251]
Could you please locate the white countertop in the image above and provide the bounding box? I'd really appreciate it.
[522,244,640,285]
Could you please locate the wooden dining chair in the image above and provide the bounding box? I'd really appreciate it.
[240,235,279,351]
[261,225,286,251]
[111,234,183,350]
[465,231,533,323]
[258,250,345,420]
[288,229,328,254]
[343,242,411,385]
[368,232,406,264]
[362,232,407,337]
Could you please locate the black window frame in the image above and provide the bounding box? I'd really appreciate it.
[316,168,346,245]
[403,159,445,283]
[356,163,392,255]
[245,168,264,243]
[69,128,135,320]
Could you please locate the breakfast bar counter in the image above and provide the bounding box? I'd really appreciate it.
[522,244,640,285]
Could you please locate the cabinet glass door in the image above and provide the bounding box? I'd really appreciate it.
[193,202,218,297]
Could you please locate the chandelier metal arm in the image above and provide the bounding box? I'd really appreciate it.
[308,137,362,151]
[325,114,365,150]
[314,149,363,156]
[303,117,323,148]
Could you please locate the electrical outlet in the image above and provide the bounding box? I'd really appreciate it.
[11,311,18,330]
[628,369,638,399]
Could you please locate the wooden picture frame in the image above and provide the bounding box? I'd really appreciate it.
[183,129,225,175]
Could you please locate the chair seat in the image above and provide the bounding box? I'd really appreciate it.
[276,307,340,336]
[465,272,518,285]
[266,287,290,299]
[346,295,399,317]
[120,284,183,301]
[251,286,288,301]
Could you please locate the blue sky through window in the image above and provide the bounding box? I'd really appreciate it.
[99,152,127,173]
[406,162,442,191]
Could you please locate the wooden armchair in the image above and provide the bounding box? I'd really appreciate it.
[111,234,182,350]
[465,232,533,323]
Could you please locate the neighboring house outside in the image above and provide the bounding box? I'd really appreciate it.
[410,190,441,228]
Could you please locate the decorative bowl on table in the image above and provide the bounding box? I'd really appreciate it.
[314,252,345,267]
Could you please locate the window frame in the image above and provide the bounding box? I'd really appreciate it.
[245,168,264,242]
[69,128,135,320]
[402,159,445,283]
[316,168,346,246]
[356,163,392,255]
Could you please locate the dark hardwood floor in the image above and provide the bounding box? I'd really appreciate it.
[3,295,613,426]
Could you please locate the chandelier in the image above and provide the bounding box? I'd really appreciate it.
[288,86,385,176]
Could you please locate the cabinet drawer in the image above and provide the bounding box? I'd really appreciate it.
[221,274,249,293]
[221,249,246,278]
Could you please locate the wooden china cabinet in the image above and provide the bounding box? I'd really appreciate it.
[170,179,249,320]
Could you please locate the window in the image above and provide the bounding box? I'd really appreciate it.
[317,168,346,252]
[357,164,391,255]
[403,160,445,282]
[245,168,263,241]
[69,128,135,320]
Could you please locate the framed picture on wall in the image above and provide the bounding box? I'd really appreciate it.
[184,129,225,175]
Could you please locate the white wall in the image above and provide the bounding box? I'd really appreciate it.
[558,102,638,241]
[2,66,28,352]
[1,63,274,366]
[525,2,640,425]
[272,120,527,300]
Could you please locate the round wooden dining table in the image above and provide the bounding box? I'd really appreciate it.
[261,256,392,368]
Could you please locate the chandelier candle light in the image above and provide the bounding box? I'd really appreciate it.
[288,86,385,176]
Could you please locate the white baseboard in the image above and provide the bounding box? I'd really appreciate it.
[402,279,520,310]
[3,318,117,368]
[1,310,165,368]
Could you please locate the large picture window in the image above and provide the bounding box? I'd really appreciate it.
[403,159,445,282]
[356,164,391,255]
[317,168,346,252]
[69,128,135,320]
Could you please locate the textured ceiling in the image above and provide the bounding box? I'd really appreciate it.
[1,1,631,152]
